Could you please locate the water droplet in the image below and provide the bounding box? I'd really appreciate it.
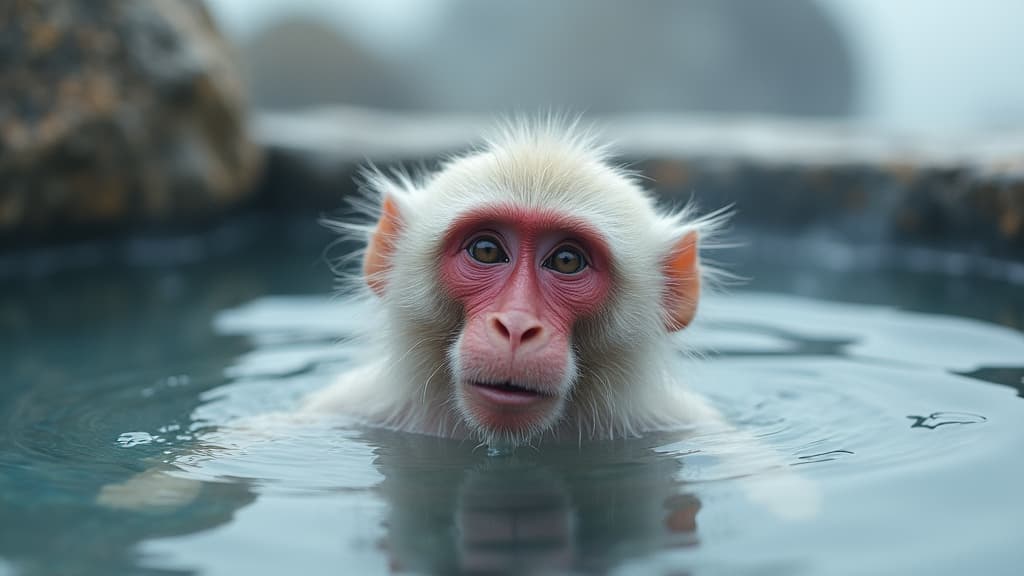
[116,432,154,448]
[486,440,515,457]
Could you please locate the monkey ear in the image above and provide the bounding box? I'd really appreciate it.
[663,231,700,331]
[364,196,403,296]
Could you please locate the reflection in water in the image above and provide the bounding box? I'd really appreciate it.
[793,450,855,465]
[456,466,577,574]
[960,367,1024,398]
[368,432,700,575]
[906,412,988,430]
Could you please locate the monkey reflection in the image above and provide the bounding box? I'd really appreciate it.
[368,431,700,575]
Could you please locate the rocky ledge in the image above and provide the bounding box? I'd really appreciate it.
[257,108,1024,262]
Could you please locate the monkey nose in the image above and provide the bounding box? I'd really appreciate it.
[486,311,548,352]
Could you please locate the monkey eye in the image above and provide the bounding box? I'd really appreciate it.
[544,246,588,275]
[468,236,509,264]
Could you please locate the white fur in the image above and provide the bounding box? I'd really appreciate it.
[99,121,820,521]
[308,119,731,446]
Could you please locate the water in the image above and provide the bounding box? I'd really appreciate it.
[1,222,1023,575]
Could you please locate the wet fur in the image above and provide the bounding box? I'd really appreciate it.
[309,119,731,447]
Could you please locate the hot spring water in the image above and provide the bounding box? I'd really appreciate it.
[1,231,1022,575]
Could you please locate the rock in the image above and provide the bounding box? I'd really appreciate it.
[254,108,1024,262]
[0,0,261,244]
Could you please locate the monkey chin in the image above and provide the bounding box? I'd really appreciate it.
[456,379,567,447]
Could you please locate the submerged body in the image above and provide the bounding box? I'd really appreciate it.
[304,121,728,448]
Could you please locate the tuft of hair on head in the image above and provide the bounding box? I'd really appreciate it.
[482,114,612,162]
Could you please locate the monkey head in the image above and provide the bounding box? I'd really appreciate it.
[357,123,719,447]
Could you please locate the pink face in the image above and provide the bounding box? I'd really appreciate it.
[439,206,613,437]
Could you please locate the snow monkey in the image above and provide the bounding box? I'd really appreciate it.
[304,120,730,449]
[100,121,820,521]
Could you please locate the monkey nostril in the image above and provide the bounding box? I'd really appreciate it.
[490,316,512,341]
[488,313,545,348]
[521,325,543,343]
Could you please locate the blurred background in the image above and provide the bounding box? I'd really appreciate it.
[210,0,1024,133]
[3,4,1024,574]
[1,0,1022,255]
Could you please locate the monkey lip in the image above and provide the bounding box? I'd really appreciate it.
[467,380,556,407]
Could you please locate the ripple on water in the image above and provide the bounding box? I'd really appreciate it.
[198,293,1024,482]
[1,364,228,499]
[151,292,1024,512]
[5,291,1024,576]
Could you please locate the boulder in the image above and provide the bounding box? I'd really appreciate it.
[0,0,261,244]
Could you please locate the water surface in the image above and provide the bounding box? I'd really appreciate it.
[1,224,1022,575]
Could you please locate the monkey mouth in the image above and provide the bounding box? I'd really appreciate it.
[467,380,556,407]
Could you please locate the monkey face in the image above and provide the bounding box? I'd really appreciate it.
[439,206,613,445]
[353,121,714,446]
